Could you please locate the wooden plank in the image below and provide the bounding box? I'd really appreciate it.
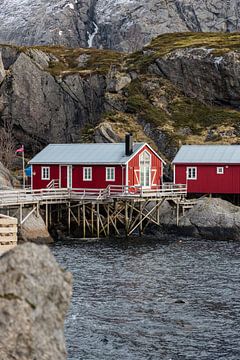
[0,218,18,225]
[0,227,18,234]
[0,236,17,243]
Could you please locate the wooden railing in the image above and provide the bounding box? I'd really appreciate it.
[47,179,59,189]
[0,214,18,252]
[0,183,187,206]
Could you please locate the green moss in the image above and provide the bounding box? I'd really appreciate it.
[127,32,240,72]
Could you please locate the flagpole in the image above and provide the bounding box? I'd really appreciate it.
[22,145,25,189]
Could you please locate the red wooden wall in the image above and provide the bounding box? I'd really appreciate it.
[174,164,240,194]
[32,164,125,190]
[127,145,162,189]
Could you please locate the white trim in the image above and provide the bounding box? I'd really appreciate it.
[187,166,197,180]
[41,166,50,180]
[106,167,115,181]
[134,169,140,185]
[151,168,157,186]
[67,165,72,188]
[173,164,175,184]
[83,167,92,181]
[217,166,224,174]
[31,165,33,189]
[126,143,166,166]
[139,150,151,188]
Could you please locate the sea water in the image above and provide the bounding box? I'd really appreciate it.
[51,238,240,360]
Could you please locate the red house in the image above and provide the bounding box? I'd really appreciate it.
[173,145,240,194]
[29,135,165,191]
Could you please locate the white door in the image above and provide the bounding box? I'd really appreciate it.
[140,151,151,188]
[67,165,72,188]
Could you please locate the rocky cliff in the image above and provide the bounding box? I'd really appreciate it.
[0,33,240,161]
[0,1,240,52]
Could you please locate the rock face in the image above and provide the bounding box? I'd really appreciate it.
[0,243,72,360]
[0,161,19,189]
[154,48,240,107]
[0,46,106,149]
[159,198,240,240]
[0,0,240,51]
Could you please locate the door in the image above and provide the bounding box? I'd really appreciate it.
[60,166,67,188]
[60,165,72,188]
[140,151,151,188]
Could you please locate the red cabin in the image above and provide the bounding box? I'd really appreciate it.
[29,136,165,191]
[173,145,240,194]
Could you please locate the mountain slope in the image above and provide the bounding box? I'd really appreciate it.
[0,1,240,51]
[0,33,240,160]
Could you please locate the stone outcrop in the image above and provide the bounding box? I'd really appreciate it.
[0,243,72,360]
[0,0,240,52]
[0,46,106,149]
[154,48,240,107]
[159,198,240,241]
[19,209,53,244]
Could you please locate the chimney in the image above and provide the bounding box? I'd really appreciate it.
[125,133,133,156]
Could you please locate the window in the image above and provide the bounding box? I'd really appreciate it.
[187,167,197,180]
[83,167,92,181]
[140,151,151,187]
[41,167,50,180]
[106,167,115,181]
[217,167,224,174]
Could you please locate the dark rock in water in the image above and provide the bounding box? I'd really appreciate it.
[0,243,72,360]
[158,198,240,241]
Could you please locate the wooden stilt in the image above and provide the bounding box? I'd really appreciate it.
[45,204,48,229]
[78,205,80,226]
[97,203,100,238]
[91,203,94,235]
[139,201,143,236]
[176,200,180,226]
[68,202,71,235]
[125,201,129,237]
[83,203,86,239]
[107,203,110,237]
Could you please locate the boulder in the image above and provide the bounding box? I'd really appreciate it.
[0,243,72,360]
[94,122,121,143]
[159,198,240,240]
[19,209,53,244]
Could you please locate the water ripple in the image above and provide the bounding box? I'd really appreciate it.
[51,238,240,360]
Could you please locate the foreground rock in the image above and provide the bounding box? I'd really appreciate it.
[19,209,53,244]
[159,198,240,241]
[0,243,72,360]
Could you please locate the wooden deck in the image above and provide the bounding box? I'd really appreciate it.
[0,184,187,238]
[0,184,187,207]
[0,214,18,252]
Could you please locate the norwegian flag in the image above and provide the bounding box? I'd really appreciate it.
[16,145,24,153]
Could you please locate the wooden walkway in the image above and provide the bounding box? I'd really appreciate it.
[0,184,187,238]
[0,184,187,207]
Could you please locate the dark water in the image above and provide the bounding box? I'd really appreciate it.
[51,238,240,360]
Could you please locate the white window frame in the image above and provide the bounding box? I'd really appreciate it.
[217,166,224,175]
[41,166,50,180]
[187,167,197,180]
[106,167,115,181]
[83,167,92,181]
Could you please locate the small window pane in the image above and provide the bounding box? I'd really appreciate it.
[217,167,224,174]
[83,167,92,181]
[42,167,50,180]
[187,167,197,180]
[106,167,115,181]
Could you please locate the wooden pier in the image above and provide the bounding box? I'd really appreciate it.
[0,214,18,252]
[0,184,187,239]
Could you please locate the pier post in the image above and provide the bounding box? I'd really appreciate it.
[139,201,143,236]
[68,202,71,235]
[83,203,86,239]
[125,201,129,237]
[77,205,80,226]
[97,203,100,238]
[45,204,48,229]
[107,203,110,237]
